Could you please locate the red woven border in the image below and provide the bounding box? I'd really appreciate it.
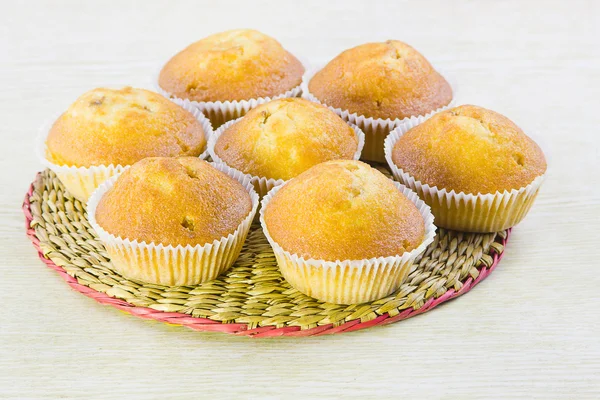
[22,175,509,337]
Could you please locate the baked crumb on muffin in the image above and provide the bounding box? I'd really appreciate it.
[264,160,425,261]
[214,98,359,181]
[309,40,452,120]
[95,157,252,247]
[46,87,207,167]
[391,105,547,194]
[159,29,304,102]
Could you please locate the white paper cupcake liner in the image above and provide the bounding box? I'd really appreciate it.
[87,162,259,287]
[260,182,437,305]
[208,116,366,198]
[37,97,213,202]
[301,66,457,162]
[156,58,310,128]
[384,126,546,232]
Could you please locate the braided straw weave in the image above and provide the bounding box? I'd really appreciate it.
[23,169,509,337]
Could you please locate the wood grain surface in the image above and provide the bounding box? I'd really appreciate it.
[1,1,599,398]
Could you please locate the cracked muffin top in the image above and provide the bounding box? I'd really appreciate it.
[391,105,547,194]
[95,157,252,247]
[46,87,207,167]
[213,98,359,181]
[159,29,304,102]
[308,40,452,120]
[263,160,425,261]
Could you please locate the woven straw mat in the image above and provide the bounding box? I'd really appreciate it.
[23,168,508,337]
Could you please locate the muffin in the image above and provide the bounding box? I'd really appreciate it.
[304,40,453,162]
[385,105,547,232]
[261,160,436,304]
[41,87,211,201]
[158,29,305,127]
[88,157,258,286]
[210,98,364,196]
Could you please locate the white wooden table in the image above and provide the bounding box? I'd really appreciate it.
[1,1,599,398]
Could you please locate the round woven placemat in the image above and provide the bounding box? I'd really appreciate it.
[23,169,509,337]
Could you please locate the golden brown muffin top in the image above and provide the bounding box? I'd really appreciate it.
[264,160,425,261]
[214,98,359,181]
[46,87,207,167]
[308,40,452,120]
[391,105,547,194]
[95,157,252,247]
[159,29,304,102]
